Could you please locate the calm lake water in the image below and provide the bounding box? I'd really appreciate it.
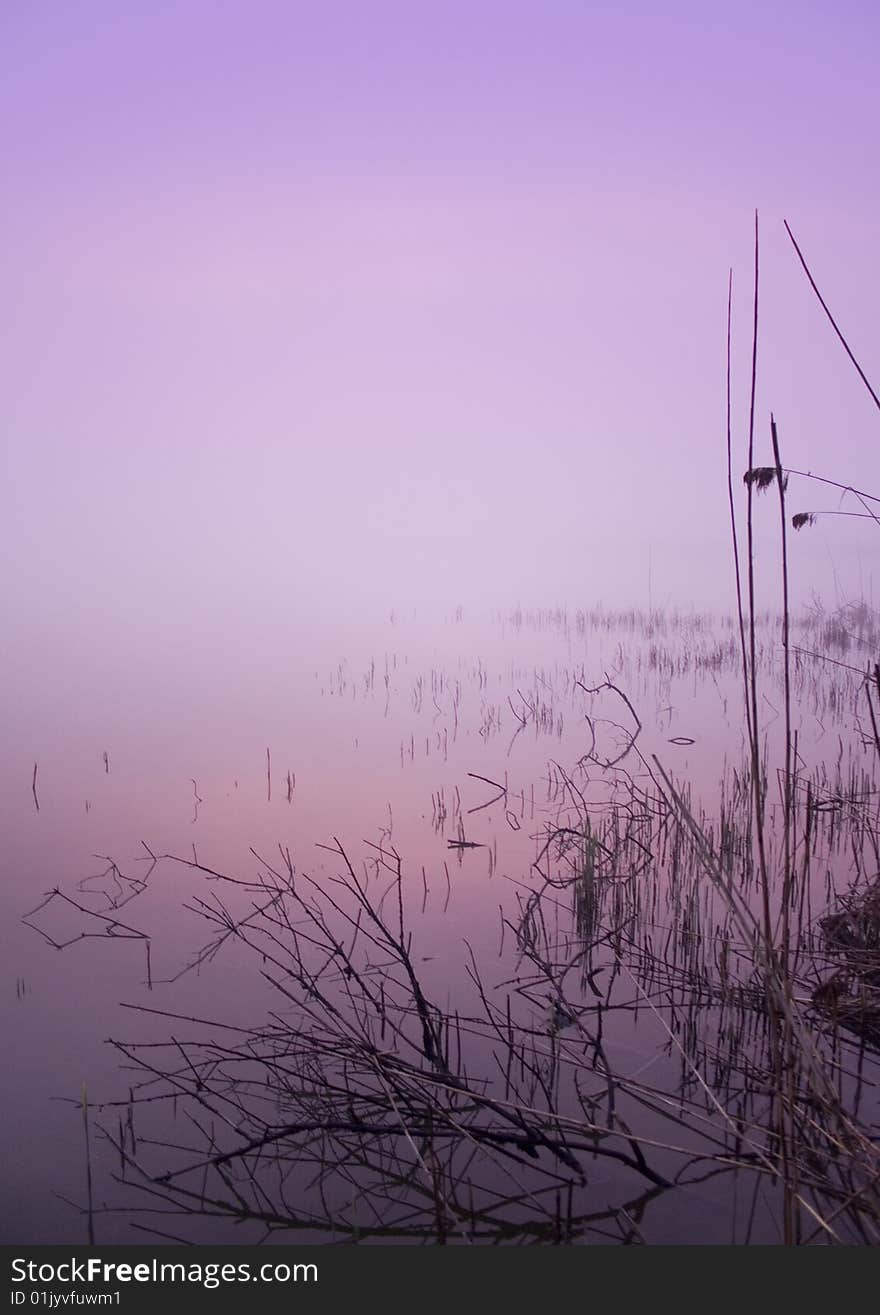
[2,606,877,1244]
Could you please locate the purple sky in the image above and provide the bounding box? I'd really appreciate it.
[3,1,879,674]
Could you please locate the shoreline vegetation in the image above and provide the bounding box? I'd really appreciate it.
[26,218,880,1244]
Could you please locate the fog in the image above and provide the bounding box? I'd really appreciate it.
[3,2,880,1247]
[3,4,878,678]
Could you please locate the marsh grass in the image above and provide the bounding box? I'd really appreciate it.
[41,592,880,1245]
[52,600,876,1242]
[34,219,880,1245]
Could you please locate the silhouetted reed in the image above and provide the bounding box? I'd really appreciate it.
[32,217,880,1245]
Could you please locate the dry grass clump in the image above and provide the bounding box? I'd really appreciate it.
[815,879,880,1047]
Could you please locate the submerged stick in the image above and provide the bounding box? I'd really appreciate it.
[82,1083,95,1245]
[32,762,39,813]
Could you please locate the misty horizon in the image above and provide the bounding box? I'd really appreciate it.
[2,0,878,1254]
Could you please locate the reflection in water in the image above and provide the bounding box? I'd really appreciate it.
[7,606,880,1244]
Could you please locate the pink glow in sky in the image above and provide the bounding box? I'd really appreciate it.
[1,5,879,1245]
[2,1,878,678]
